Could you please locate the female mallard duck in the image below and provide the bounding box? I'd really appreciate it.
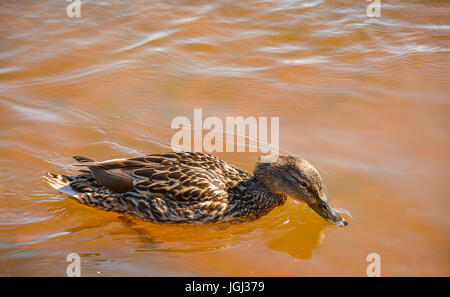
[43,152,347,226]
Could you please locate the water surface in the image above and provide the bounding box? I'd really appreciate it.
[0,0,449,276]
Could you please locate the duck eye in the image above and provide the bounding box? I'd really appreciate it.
[299,181,308,188]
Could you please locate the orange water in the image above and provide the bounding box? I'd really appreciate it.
[0,0,449,276]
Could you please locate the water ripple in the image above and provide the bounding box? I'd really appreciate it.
[115,29,179,53]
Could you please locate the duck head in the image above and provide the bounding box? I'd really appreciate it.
[254,155,347,227]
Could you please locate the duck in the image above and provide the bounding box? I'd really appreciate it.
[43,152,347,226]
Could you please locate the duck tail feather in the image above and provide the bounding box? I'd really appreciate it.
[42,172,78,197]
[73,156,95,163]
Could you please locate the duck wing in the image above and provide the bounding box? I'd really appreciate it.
[72,152,251,203]
[139,152,252,184]
[72,156,148,193]
[131,163,230,203]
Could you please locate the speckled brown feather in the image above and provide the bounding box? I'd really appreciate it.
[44,152,286,224]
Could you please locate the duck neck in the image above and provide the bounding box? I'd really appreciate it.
[227,176,287,220]
[250,176,287,209]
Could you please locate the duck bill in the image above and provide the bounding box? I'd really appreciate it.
[309,200,347,227]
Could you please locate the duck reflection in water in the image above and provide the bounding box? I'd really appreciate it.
[267,218,328,260]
